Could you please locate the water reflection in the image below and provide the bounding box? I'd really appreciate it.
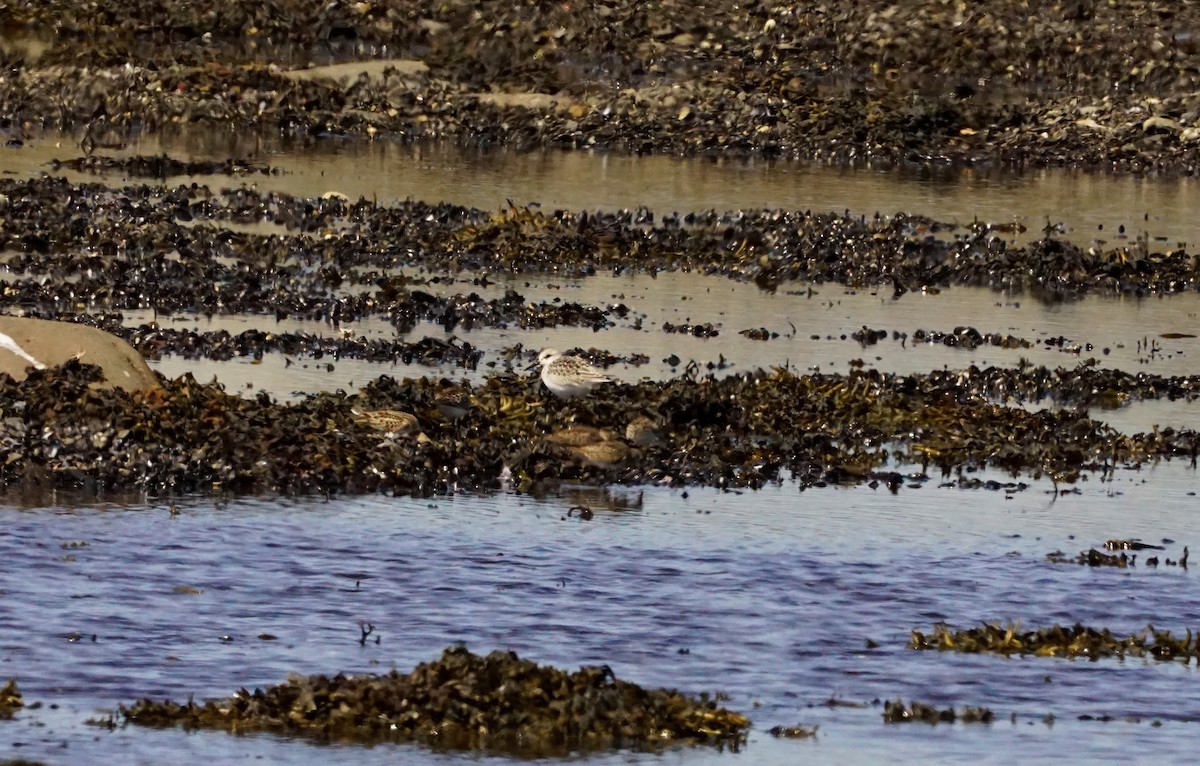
[5,135,1200,249]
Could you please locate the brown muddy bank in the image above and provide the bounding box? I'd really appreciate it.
[3,2,1200,172]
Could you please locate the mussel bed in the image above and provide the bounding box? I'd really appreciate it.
[2,178,1198,315]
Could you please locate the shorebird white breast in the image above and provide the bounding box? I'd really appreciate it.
[535,348,613,398]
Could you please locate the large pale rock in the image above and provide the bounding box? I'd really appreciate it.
[0,317,160,391]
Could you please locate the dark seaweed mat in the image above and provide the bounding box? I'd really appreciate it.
[0,360,1195,499]
[1,178,1198,318]
[5,2,1200,172]
[116,647,749,754]
[911,623,1200,662]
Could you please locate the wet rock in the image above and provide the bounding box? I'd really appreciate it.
[767,723,818,738]
[0,317,160,392]
[116,647,749,754]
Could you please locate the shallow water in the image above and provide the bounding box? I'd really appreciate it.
[2,466,1198,764]
[127,271,1200,433]
[3,135,1200,763]
[6,134,1200,249]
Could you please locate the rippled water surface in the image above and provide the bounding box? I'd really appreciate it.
[3,136,1200,763]
[2,469,1199,765]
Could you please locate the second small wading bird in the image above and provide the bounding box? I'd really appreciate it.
[543,425,617,447]
[351,408,421,438]
[531,348,613,398]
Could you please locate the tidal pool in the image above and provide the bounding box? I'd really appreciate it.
[125,270,1200,435]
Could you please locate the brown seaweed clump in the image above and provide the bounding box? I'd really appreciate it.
[1045,548,1133,568]
[767,723,818,738]
[116,647,749,754]
[1047,545,1189,569]
[910,622,1200,662]
[882,699,993,724]
[0,679,23,718]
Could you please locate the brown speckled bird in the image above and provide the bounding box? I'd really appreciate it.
[569,440,632,467]
[544,425,617,447]
[625,416,662,447]
[351,408,421,438]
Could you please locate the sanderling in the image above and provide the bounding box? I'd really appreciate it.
[532,348,613,398]
[351,408,421,438]
[568,439,631,467]
[544,425,617,447]
[625,415,662,447]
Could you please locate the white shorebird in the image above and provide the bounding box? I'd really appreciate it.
[532,348,613,398]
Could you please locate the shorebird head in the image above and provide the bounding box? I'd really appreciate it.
[526,348,557,372]
[536,348,562,366]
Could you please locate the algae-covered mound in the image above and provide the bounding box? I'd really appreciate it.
[910,622,1200,661]
[119,647,749,754]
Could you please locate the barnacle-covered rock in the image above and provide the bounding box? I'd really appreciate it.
[0,317,159,392]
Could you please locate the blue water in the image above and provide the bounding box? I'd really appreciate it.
[2,464,1198,765]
